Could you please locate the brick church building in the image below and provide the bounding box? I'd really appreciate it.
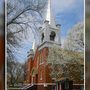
[25,0,61,90]
[25,0,84,90]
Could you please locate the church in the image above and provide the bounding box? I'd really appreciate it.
[24,0,84,90]
[25,0,61,90]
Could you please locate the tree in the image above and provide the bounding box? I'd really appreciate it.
[7,59,25,87]
[47,45,65,81]
[47,45,84,83]
[64,22,84,52]
[7,0,48,87]
[63,60,84,84]
[7,0,47,59]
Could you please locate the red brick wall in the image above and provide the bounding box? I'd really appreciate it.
[37,47,52,83]
[25,58,34,83]
[26,47,52,84]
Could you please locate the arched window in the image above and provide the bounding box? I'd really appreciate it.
[40,71,42,80]
[50,31,56,41]
[41,33,44,42]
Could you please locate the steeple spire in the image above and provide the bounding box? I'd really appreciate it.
[46,0,56,27]
[46,0,51,22]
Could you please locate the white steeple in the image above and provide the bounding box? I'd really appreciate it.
[46,0,56,27]
[38,0,61,50]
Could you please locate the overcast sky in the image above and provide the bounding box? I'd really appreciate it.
[15,0,84,63]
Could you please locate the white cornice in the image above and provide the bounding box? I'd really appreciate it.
[38,41,61,51]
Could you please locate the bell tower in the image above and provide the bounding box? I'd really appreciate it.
[38,0,61,50]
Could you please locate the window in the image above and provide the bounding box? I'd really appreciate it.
[40,71,42,80]
[41,33,44,42]
[32,76,34,83]
[37,57,39,68]
[39,54,44,65]
[50,31,56,41]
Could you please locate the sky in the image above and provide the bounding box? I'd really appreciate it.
[15,0,84,63]
[51,0,84,44]
[0,0,4,14]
